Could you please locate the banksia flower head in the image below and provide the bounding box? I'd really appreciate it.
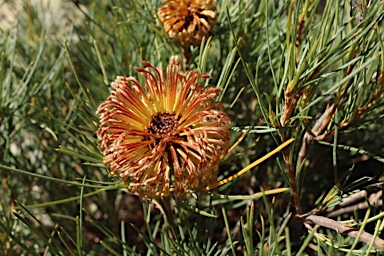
[158,0,217,47]
[97,56,230,198]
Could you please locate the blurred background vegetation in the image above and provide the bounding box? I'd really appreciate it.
[0,0,383,255]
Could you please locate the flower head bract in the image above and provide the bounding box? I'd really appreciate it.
[97,56,230,198]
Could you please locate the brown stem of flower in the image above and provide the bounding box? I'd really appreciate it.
[295,15,305,48]
[280,87,305,126]
[296,102,337,171]
[279,87,306,215]
[279,88,304,213]
[296,62,357,171]
[284,146,302,214]
[304,214,384,251]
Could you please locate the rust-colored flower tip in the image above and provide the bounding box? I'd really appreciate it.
[97,56,230,198]
[158,0,217,47]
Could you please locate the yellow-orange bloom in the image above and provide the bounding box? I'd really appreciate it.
[97,56,230,198]
[158,0,216,47]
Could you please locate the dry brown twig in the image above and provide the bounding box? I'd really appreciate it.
[326,190,383,218]
[303,214,384,251]
[296,71,383,172]
[296,102,338,171]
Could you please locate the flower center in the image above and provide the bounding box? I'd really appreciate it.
[149,113,178,135]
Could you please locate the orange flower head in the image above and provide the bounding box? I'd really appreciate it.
[158,0,217,47]
[97,56,230,198]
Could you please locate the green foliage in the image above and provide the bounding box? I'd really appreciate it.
[1,0,383,255]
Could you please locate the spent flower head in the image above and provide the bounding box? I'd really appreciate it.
[158,0,217,47]
[97,56,230,198]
